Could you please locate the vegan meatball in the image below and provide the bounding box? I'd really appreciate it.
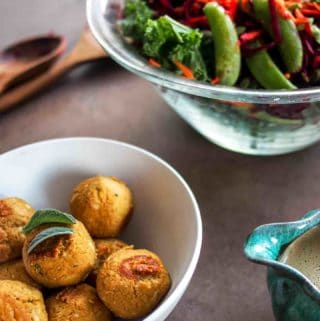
[70,176,133,237]
[0,280,47,321]
[0,259,40,289]
[97,248,171,319]
[0,197,34,263]
[46,284,112,321]
[87,238,129,284]
[23,221,96,288]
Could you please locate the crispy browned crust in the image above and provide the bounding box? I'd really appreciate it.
[46,284,112,321]
[0,280,47,321]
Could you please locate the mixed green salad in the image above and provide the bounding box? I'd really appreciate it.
[120,0,320,90]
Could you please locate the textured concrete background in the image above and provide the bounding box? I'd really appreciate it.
[2,1,320,320]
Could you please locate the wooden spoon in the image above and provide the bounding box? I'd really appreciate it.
[0,28,108,112]
[0,34,66,94]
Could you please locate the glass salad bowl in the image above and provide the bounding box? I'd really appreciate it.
[87,0,320,155]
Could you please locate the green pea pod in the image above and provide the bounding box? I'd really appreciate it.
[204,2,241,86]
[252,0,303,73]
[246,47,297,89]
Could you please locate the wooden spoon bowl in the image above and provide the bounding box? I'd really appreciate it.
[0,34,66,94]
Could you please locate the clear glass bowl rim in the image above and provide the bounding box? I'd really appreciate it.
[87,0,320,104]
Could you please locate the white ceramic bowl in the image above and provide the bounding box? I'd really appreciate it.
[0,137,202,321]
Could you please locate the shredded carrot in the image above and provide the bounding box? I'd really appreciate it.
[284,72,291,79]
[148,58,161,68]
[294,17,307,24]
[284,0,300,5]
[313,3,320,11]
[235,102,253,108]
[276,1,295,19]
[284,0,301,11]
[295,8,304,18]
[211,77,220,85]
[174,61,195,80]
[294,8,312,35]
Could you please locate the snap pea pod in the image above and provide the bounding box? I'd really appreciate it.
[246,45,297,89]
[204,2,241,86]
[252,0,303,73]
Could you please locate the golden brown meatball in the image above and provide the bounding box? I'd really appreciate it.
[46,284,112,321]
[23,221,96,288]
[87,238,129,285]
[97,248,171,319]
[70,176,133,237]
[0,197,34,263]
[0,280,47,321]
[0,259,40,289]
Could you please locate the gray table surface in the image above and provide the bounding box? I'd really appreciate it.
[2,1,320,320]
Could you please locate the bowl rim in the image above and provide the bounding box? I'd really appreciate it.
[87,0,320,104]
[0,137,203,321]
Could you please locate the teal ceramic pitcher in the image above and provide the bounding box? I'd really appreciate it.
[244,209,320,321]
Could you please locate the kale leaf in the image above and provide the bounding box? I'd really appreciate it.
[121,0,154,42]
[143,15,209,81]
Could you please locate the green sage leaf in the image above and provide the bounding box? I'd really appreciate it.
[28,227,74,254]
[23,209,76,234]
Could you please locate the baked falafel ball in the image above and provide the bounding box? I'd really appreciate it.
[70,176,133,237]
[97,248,171,319]
[0,197,34,263]
[46,284,112,321]
[87,238,129,284]
[0,280,47,321]
[23,220,96,288]
[0,259,40,289]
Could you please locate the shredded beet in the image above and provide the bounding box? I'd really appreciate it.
[147,0,236,29]
[241,41,276,56]
[184,0,194,19]
[314,56,320,68]
[301,9,320,17]
[239,29,275,56]
[265,103,308,119]
[186,16,209,27]
[159,0,174,11]
[268,0,282,43]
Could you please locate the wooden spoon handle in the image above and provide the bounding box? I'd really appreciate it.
[0,57,75,112]
[0,74,13,95]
